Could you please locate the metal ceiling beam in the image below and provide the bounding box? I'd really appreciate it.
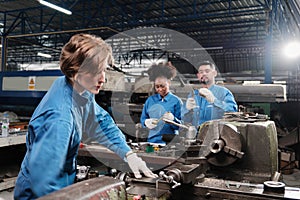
[0,0,299,74]
[0,1,267,36]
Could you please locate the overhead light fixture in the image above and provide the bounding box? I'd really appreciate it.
[0,44,2,48]
[37,52,52,58]
[283,41,300,59]
[38,0,72,15]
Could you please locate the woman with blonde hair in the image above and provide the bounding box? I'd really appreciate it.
[14,33,156,200]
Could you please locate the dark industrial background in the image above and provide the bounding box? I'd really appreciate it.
[1,0,300,131]
[0,1,300,196]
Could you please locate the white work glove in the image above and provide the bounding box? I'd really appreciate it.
[199,88,215,103]
[186,97,197,110]
[145,118,158,129]
[126,151,158,179]
[163,112,174,121]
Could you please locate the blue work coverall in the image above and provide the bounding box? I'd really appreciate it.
[140,92,182,144]
[14,76,131,199]
[182,85,238,127]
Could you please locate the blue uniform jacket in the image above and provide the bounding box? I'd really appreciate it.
[14,76,131,199]
[182,85,237,127]
[140,92,182,144]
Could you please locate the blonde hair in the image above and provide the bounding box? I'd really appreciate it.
[60,33,113,78]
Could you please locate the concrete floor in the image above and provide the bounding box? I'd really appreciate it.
[0,169,300,200]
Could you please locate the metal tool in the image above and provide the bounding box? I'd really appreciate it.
[152,111,171,125]
[163,118,189,130]
[159,171,181,189]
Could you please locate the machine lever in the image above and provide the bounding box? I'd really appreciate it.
[159,171,181,189]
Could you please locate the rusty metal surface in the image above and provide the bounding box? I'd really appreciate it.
[164,163,204,185]
[197,119,279,183]
[209,123,242,166]
[127,185,169,199]
[38,176,126,200]
[78,144,178,168]
[39,175,300,200]
[37,117,299,200]
[199,121,242,167]
[192,177,300,200]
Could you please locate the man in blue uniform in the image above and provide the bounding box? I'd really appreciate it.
[182,61,237,127]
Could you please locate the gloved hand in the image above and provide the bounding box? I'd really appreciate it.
[186,97,197,110]
[199,88,215,103]
[163,112,174,121]
[145,118,158,129]
[126,151,158,179]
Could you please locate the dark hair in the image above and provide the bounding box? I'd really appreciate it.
[198,61,216,70]
[147,61,177,82]
[60,33,113,78]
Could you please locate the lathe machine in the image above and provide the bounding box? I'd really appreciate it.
[39,114,300,200]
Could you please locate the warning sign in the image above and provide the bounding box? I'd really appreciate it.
[28,76,36,90]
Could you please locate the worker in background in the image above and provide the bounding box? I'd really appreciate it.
[182,61,237,127]
[140,62,183,144]
[14,34,157,200]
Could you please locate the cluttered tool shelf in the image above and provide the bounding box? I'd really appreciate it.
[0,121,28,147]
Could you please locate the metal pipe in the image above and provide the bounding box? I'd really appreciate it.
[6,26,118,38]
[163,118,189,130]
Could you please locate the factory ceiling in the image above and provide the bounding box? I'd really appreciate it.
[0,0,300,74]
